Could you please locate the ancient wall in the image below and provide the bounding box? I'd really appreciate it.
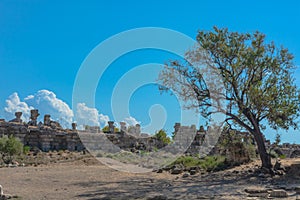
[0,110,84,152]
[1,110,300,158]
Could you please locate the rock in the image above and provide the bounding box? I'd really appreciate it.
[247,193,269,198]
[275,170,285,176]
[0,185,13,200]
[171,167,183,175]
[294,187,300,194]
[244,188,268,194]
[146,194,168,200]
[274,160,286,171]
[182,173,189,178]
[1,194,13,200]
[258,173,266,178]
[245,188,269,198]
[189,169,197,175]
[269,189,288,198]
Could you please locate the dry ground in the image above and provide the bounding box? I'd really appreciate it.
[0,155,300,200]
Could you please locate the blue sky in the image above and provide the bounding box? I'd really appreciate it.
[1,0,300,143]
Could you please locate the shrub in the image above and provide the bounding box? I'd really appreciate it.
[199,156,226,172]
[171,155,226,172]
[0,135,24,164]
[102,125,119,132]
[154,129,171,145]
[279,154,286,159]
[23,146,31,154]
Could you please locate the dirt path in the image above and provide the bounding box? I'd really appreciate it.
[1,158,300,200]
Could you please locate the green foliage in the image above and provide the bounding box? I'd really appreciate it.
[102,126,109,132]
[217,128,256,162]
[199,156,226,172]
[158,26,300,168]
[102,125,119,132]
[159,26,300,131]
[154,129,171,145]
[245,143,258,160]
[172,155,226,172]
[0,135,24,164]
[23,146,31,154]
[279,154,286,159]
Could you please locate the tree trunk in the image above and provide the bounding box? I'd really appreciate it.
[252,129,272,170]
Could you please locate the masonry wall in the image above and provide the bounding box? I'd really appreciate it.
[0,121,84,152]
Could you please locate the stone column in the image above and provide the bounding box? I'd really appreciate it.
[44,114,51,126]
[174,123,181,133]
[108,121,115,133]
[120,122,127,132]
[15,112,23,123]
[72,123,77,130]
[135,124,141,135]
[9,112,23,123]
[29,109,40,126]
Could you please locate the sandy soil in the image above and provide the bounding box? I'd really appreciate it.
[0,157,300,200]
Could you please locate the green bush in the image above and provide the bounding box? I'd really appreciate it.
[173,156,201,167]
[171,155,226,172]
[199,156,226,172]
[102,125,119,132]
[0,135,24,164]
[279,154,286,159]
[154,129,171,145]
[23,146,31,154]
[245,144,257,160]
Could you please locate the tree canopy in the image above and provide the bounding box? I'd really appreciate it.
[158,27,300,169]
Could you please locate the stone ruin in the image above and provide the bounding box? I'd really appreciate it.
[9,112,22,123]
[173,123,300,161]
[0,110,150,153]
[27,109,39,126]
[1,110,300,159]
[0,110,84,152]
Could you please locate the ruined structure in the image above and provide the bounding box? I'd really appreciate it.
[27,109,39,126]
[0,110,158,152]
[0,110,84,151]
[1,110,300,159]
[127,124,141,137]
[9,112,22,123]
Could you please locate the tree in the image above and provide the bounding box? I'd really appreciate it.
[154,129,171,145]
[0,135,23,164]
[158,27,300,170]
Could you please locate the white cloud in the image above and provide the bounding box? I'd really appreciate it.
[75,103,111,129]
[76,103,100,127]
[99,113,110,127]
[3,90,140,131]
[123,116,140,126]
[23,90,74,128]
[4,92,33,121]
[4,90,73,128]
[75,103,140,129]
